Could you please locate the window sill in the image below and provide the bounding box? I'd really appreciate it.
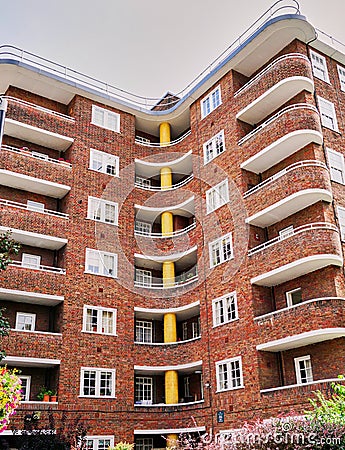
[85,217,118,226]
[216,385,244,393]
[81,330,118,337]
[88,168,120,177]
[84,271,117,279]
[78,395,116,399]
[212,317,239,328]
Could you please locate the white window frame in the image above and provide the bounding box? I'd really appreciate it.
[203,130,225,164]
[15,312,36,331]
[337,205,345,241]
[83,305,117,335]
[201,85,222,119]
[184,376,190,398]
[209,233,233,268]
[136,438,153,450]
[19,375,31,401]
[192,318,201,338]
[85,249,117,278]
[206,179,229,213]
[310,50,330,83]
[337,65,345,92]
[135,320,153,343]
[80,367,116,398]
[216,356,243,392]
[135,220,152,235]
[135,176,151,188]
[91,105,120,133]
[294,355,313,384]
[182,321,188,340]
[212,291,238,327]
[85,436,114,450]
[27,200,45,212]
[89,148,119,176]
[22,253,41,269]
[87,197,118,225]
[285,288,302,307]
[327,148,345,184]
[135,268,152,287]
[135,376,153,403]
[317,96,339,132]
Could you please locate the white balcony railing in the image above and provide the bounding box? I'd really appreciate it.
[238,103,319,146]
[0,197,69,219]
[10,260,66,274]
[135,220,196,238]
[234,53,310,97]
[248,222,338,256]
[135,130,191,147]
[1,144,72,168]
[135,174,193,191]
[4,96,75,121]
[134,270,198,289]
[243,160,328,197]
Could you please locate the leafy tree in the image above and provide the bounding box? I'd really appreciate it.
[307,376,345,425]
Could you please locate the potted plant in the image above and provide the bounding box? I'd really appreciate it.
[50,390,57,402]
[37,386,51,402]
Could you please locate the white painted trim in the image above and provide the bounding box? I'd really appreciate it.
[135,150,192,167]
[0,288,63,302]
[260,378,340,394]
[5,118,74,143]
[134,360,202,372]
[134,426,206,435]
[257,328,345,351]
[135,245,197,263]
[11,328,62,337]
[0,168,71,191]
[135,196,194,212]
[0,225,67,246]
[2,356,60,365]
[134,301,200,315]
[245,189,332,225]
[251,254,343,286]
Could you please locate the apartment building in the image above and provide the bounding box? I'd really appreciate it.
[1,2,345,448]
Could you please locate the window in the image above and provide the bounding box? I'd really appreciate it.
[135,176,151,188]
[338,206,345,241]
[182,322,188,340]
[216,357,243,392]
[19,375,31,401]
[201,85,222,118]
[15,312,36,331]
[327,148,345,184]
[206,179,229,213]
[294,355,313,384]
[136,438,153,450]
[89,149,119,176]
[22,253,41,269]
[27,200,45,212]
[212,292,238,327]
[86,436,114,450]
[85,249,117,278]
[337,65,345,91]
[184,376,190,398]
[80,367,116,398]
[135,221,152,235]
[91,105,120,132]
[136,136,151,144]
[310,50,330,83]
[209,233,233,268]
[135,269,152,287]
[192,318,201,338]
[135,377,153,404]
[135,320,153,343]
[83,305,117,335]
[203,130,225,164]
[318,96,339,132]
[88,197,118,225]
[286,288,302,307]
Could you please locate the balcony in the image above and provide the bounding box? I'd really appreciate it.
[3,330,62,360]
[0,225,67,250]
[135,129,191,148]
[134,361,203,408]
[0,287,63,306]
[0,197,68,219]
[4,96,74,151]
[255,297,345,344]
[244,161,332,227]
[0,145,71,198]
[239,104,323,174]
[235,53,313,125]
[134,301,200,345]
[249,223,342,286]
[135,150,193,191]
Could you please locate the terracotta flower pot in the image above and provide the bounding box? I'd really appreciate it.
[43,393,50,402]
[50,395,57,402]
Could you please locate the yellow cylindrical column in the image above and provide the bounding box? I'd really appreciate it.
[164,313,177,343]
[160,167,172,190]
[166,434,178,448]
[161,211,173,236]
[163,261,175,288]
[160,122,171,146]
[165,370,179,404]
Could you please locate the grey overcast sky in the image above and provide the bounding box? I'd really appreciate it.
[0,0,344,99]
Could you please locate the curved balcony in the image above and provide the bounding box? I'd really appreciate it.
[135,129,191,147]
[235,53,313,125]
[135,150,193,191]
[3,96,74,151]
[2,330,62,360]
[249,223,342,286]
[239,104,323,174]
[0,145,71,198]
[0,287,63,306]
[255,297,345,345]
[244,161,332,227]
[0,225,67,250]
